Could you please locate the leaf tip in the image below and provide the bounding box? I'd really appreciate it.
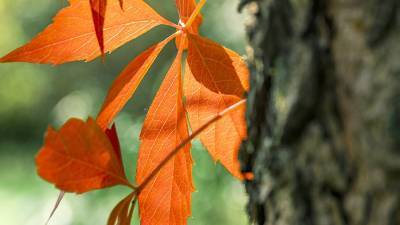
[242,172,254,181]
[119,0,124,10]
[0,54,11,63]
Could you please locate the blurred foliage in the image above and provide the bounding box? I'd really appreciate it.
[0,0,249,224]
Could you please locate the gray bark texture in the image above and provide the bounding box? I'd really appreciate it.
[238,0,400,225]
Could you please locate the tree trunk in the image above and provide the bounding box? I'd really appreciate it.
[239,0,400,225]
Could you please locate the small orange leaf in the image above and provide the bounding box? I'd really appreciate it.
[107,192,136,225]
[136,49,193,225]
[184,34,249,178]
[96,34,176,130]
[36,118,131,193]
[0,0,174,65]
[105,124,123,164]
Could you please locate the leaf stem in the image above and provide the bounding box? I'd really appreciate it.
[185,0,207,29]
[135,99,246,194]
[45,191,65,225]
[122,179,137,190]
[166,30,183,43]
[165,21,181,30]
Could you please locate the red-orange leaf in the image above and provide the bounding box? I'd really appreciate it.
[96,34,176,130]
[136,49,193,225]
[90,0,107,56]
[0,0,174,65]
[105,124,123,164]
[89,0,124,55]
[36,118,131,193]
[184,34,249,179]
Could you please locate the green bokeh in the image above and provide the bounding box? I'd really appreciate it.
[0,0,249,224]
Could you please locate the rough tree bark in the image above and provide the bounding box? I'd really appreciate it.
[239,0,400,225]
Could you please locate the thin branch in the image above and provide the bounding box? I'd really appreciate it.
[185,0,207,28]
[135,99,246,194]
[45,191,65,225]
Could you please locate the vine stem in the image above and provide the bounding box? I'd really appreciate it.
[185,0,207,29]
[135,99,246,194]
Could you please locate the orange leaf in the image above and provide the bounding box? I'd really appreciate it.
[90,0,107,56]
[0,0,174,65]
[36,118,131,193]
[184,34,249,179]
[96,34,176,130]
[136,49,193,225]
[107,192,136,225]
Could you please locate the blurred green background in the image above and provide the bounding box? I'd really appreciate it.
[0,0,248,224]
